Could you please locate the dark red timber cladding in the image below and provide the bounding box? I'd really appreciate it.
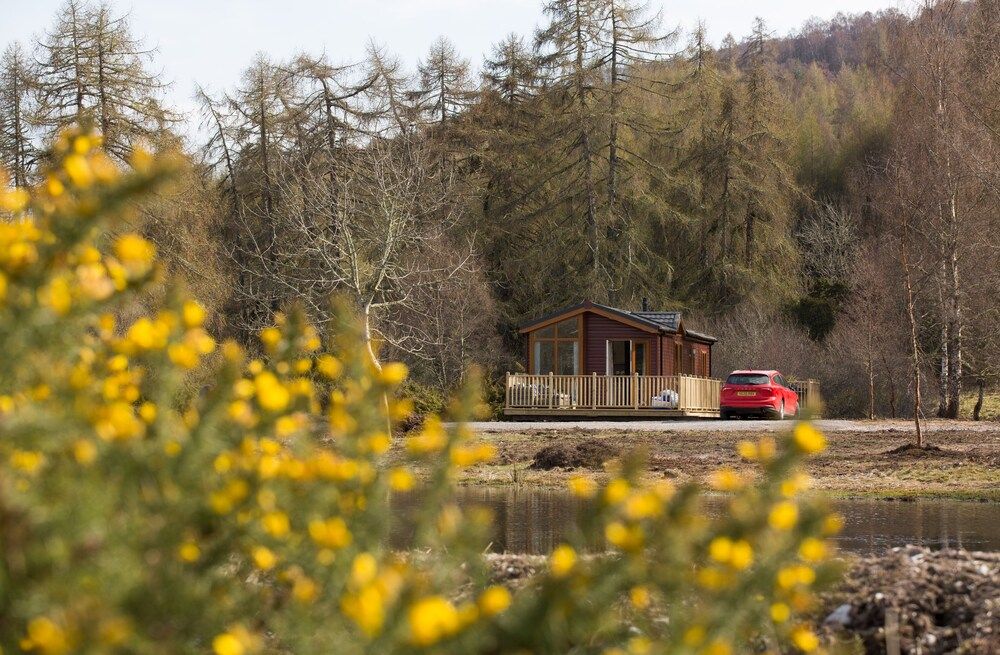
[582,313,660,375]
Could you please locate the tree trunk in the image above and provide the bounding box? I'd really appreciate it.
[574,1,599,289]
[944,193,962,418]
[866,329,875,420]
[744,205,755,267]
[901,228,923,448]
[972,379,984,421]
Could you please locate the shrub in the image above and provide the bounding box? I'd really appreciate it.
[0,133,841,654]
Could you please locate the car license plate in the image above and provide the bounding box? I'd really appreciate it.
[736,391,756,397]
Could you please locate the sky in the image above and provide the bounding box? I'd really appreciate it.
[2,0,908,135]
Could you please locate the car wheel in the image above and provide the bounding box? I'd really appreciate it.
[778,401,785,420]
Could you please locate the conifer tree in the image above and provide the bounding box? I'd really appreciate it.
[35,0,172,159]
[0,42,37,187]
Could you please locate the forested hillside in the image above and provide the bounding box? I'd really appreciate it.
[2,0,998,418]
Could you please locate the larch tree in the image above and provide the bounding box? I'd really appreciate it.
[0,42,37,187]
[35,0,172,159]
[535,0,607,294]
[416,37,474,127]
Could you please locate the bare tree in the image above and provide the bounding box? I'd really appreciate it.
[35,0,173,159]
[0,42,37,187]
[231,134,475,368]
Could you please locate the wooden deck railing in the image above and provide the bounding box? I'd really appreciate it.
[505,373,721,413]
[789,379,823,415]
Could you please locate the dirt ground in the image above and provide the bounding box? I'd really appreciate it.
[483,548,1000,654]
[444,422,1000,500]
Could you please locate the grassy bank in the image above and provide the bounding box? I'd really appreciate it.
[414,425,1000,501]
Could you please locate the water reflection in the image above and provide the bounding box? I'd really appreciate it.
[391,488,1000,555]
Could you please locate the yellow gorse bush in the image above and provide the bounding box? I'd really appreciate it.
[0,132,841,654]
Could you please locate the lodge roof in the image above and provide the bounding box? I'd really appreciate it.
[518,301,717,344]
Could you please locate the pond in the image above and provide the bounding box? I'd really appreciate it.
[391,487,1000,555]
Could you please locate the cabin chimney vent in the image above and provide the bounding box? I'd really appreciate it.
[641,297,649,312]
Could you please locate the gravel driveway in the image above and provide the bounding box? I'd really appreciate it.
[466,419,1000,434]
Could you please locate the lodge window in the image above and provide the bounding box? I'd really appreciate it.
[531,317,580,375]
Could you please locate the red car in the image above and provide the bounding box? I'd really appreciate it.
[720,370,799,420]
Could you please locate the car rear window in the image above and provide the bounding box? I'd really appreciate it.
[726,374,770,385]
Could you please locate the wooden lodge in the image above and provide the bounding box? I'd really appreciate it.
[504,300,723,418]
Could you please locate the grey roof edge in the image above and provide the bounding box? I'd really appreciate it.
[519,300,718,343]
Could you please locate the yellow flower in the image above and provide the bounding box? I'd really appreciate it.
[770,602,791,623]
[737,440,758,460]
[628,636,652,654]
[0,271,7,301]
[10,450,46,474]
[822,513,844,535]
[234,379,255,398]
[708,536,733,563]
[777,565,816,589]
[798,537,827,562]
[793,423,826,454]
[388,467,415,491]
[605,521,644,551]
[604,477,630,504]
[350,553,378,587]
[704,639,732,655]
[708,467,744,491]
[41,276,72,315]
[46,175,65,197]
[262,511,290,538]
[125,318,165,351]
[139,402,157,423]
[72,439,97,465]
[275,414,305,437]
[405,417,448,455]
[212,632,245,655]
[292,575,319,603]
[729,540,754,570]
[365,432,391,455]
[94,402,145,441]
[182,300,206,327]
[64,153,95,187]
[0,187,30,212]
[251,546,277,571]
[407,596,460,646]
[549,544,577,577]
[22,616,70,655]
[308,517,352,549]
[379,362,408,385]
[629,585,650,609]
[316,354,342,378]
[568,474,597,498]
[114,234,156,274]
[254,372,290,412]
[178,541,200,562]
[791,626,819,652]
[478,585,511,617]
[768,501,798,531]
[168,343,199,369]
[682,625,705,647]
[781,472,812,498]
[260,327,281,350]
[624,491,663,520]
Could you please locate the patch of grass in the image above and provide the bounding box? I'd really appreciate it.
[959,389,1000,420]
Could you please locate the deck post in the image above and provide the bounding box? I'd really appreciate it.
[591,372,597,409]
[505,372,509,408]
[633,372,639,410]
[548,372,554,409]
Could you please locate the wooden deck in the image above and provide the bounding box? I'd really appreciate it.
[504,373,721,419]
